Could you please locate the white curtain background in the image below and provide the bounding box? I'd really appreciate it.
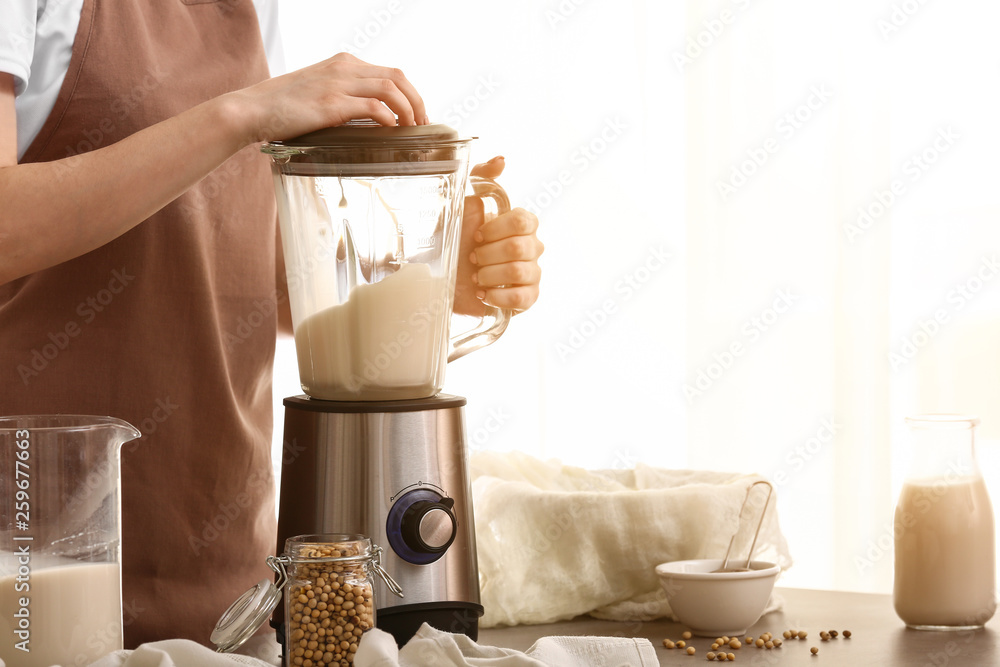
[270,0,1000,595]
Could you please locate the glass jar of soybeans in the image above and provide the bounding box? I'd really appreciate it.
[211,534,402,664]
[283,535,382,666]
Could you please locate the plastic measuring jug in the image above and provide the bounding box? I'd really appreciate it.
[0,415,140,666]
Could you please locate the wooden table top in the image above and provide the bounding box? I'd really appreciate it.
[478,587,1000,666]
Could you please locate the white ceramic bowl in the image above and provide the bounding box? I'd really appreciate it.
[655,558,780,637]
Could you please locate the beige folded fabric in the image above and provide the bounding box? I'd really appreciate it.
[471,451,792,628]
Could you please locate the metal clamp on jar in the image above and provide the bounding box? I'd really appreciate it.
[212,534,403,664]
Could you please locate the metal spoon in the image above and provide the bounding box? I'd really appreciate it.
[713,480,774,573]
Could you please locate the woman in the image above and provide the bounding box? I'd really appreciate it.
[0,0,542,646]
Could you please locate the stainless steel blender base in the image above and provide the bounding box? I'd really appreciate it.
[273,394,482,646]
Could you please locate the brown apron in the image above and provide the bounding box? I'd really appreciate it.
[2,0,278,647]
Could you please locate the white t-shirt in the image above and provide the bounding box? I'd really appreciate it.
[0,0,285,160]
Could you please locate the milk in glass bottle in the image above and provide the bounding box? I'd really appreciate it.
[894,415,996,630]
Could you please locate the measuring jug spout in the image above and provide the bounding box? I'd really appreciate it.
[100,416,143,454]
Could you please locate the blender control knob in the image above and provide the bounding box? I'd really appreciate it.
[402,497,457,554]
[418,508,454,550]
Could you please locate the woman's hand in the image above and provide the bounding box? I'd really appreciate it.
[231,52,428,144]
[453,156,544,317]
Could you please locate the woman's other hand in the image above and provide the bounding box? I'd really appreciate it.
[454,156,544,317]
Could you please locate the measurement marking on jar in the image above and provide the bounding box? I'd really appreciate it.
[11,428,32,653]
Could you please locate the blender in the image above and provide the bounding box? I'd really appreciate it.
[263,122,511,647]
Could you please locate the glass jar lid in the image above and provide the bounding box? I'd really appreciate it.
[211,556,286,653]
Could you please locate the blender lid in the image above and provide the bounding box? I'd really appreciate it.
[262,120,470,176]
[276,119,462,148]
[211,577,283,653]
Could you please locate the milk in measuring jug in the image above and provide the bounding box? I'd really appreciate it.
[0,558,122,666]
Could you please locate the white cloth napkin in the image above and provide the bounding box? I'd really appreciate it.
[65,625,655,667]
[471,451,793,627]
[356,623,658,667]
[81,639,275,667]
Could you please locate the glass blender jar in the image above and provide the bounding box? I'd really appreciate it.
[263,122,512,401]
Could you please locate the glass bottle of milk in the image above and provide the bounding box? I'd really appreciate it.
[894,415,996,630]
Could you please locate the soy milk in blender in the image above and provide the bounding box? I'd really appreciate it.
[294,263,451,400]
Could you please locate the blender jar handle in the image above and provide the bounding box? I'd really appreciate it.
[448,176,515,363]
